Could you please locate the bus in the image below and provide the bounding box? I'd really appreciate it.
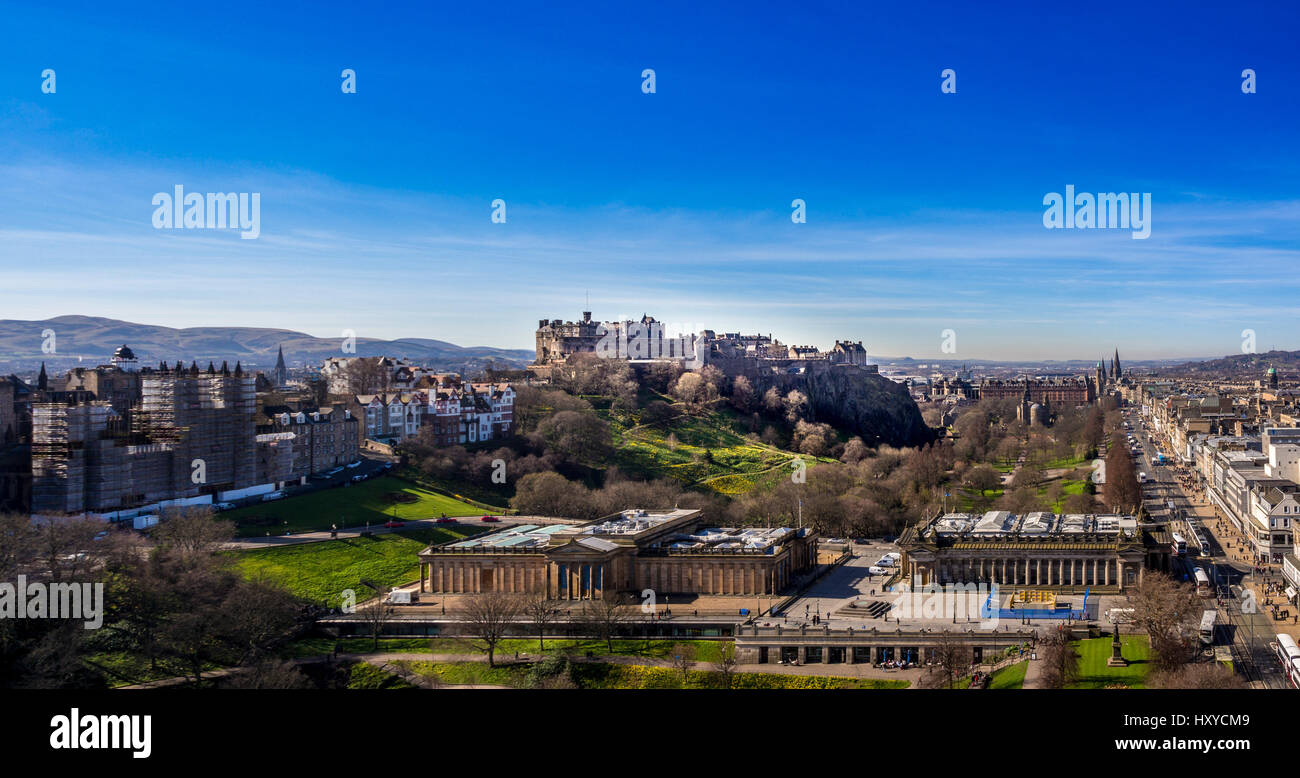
[1171,532,1187,557]
[1192,566,1211,597]
[1199,610,1217,646]
[1275,634,1300,689]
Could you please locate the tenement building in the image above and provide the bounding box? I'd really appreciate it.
[417,508,816,599]
[897,511,1171,592]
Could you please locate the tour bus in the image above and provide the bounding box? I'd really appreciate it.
[1192,566,1211,597]
[1199,610,1217,646]
[1171,532,1187,557]
[1275,634,1300,689]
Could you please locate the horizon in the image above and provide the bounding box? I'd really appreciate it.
[0,312,1286,367]
[2,1,1298,360]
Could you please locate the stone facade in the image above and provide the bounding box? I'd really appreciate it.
[418,509,817,600]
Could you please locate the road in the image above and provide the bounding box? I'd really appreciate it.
[1128,412,1287,689]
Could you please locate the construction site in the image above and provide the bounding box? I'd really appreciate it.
[30,362,259,516]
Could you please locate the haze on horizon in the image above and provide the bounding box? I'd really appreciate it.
[1,2,1297,362]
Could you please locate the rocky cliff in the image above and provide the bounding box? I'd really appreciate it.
[760,364,934,448]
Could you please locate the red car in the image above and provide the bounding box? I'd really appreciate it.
[480,515,500,523]
[383,520,405,528]
[435,517,456,524]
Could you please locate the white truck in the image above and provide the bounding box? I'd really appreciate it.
[1138,472,1148,484]
[132,514,160,530]
[386,588,416,605]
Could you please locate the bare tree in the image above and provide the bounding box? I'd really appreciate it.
[670,642,696,686]
[576,594,633,654]
[921,632,972,689]
[521,590,559,652]
[1125,573,1201,672]
[1147,663,1246,689]
[712,642,739,689]
[0,512,38,580]
[1038,625,1080,689]
[154,506,234,561]
[361,596,394,652]
[1104,432,1142,513]
[344,358,392,395]
[224,658,313,689]
[32,516,101,582]
[458,591,525,667]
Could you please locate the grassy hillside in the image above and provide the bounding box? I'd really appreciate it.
[224,477,494,537]
[232,526,481,606]
[600,398,835,495]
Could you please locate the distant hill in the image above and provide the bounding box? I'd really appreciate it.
[0,316,535,373]
[1155,349,1300,377]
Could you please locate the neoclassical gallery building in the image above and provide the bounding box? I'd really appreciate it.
[417,508,816,600]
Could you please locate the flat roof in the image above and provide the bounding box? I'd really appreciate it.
[579,508,698,536]
[450,523,577,549]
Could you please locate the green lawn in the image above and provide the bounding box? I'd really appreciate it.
[988,661,1028,689]
[232,526,479,607]
[346,663,417,690]
[1070,636,1151,689]
[224,476,494,537]
[84,652,223,688]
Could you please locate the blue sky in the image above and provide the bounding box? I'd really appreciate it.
[1,0,1298,360]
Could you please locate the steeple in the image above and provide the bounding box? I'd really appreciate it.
[37,362,48,391]
[273,344,288,388]
[1113,348,1121,379]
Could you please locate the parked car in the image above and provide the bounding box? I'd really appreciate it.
[383,520,405,528]
[480,515,500,523]
[214,502,236,511]
[868,566,890,575]
[350,474,367,483]
[435,517,456,524]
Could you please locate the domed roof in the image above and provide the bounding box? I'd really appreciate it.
[113,344,136,360]
[1268,367,1277,374]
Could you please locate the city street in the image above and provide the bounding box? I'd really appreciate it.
[1132,413,1288,689]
